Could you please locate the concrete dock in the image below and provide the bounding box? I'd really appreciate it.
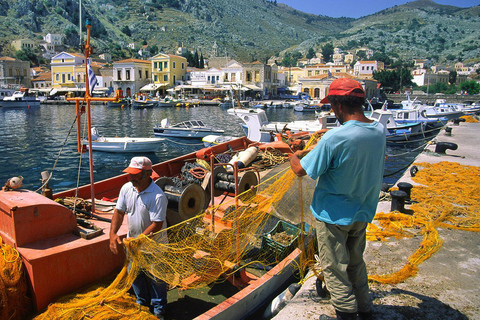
[273,119,480,320]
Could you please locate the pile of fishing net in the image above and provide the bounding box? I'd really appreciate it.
[35,135,322,319]
[367,161,480,284]
[0,236,30,320]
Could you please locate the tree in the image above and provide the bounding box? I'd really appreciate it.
[306,48,316,60]
[121,26,132,37]
[193,51,199,68]
[321,43,334,62]
[459,80,480,95]
[199,53,205,68]
[373,69,413,93]
[449,71,457,85]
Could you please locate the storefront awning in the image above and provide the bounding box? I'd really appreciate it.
[243,84,262,91]
[139,83,166,91]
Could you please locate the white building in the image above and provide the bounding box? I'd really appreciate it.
[44,34,63,46]
[411,69,450,87]
[112,59,151,96]
[353,61,384,77]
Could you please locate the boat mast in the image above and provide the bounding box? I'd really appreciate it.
[66,19,119,213]
[79,0,82,47]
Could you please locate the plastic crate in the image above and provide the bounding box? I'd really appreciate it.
[261,221,303,261]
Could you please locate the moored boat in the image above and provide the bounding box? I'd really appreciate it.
[153,119,225,139]
[83,127,165,153]
[132,94,157,108]
[0,88,41,108]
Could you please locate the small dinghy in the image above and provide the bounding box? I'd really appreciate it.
[83,127,164,153]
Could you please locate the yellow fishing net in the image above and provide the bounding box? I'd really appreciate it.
[7,142,477,318]
[0,236,30,320]
[368,161,480,284]
[460,115,479,123]
[34,135,322,319]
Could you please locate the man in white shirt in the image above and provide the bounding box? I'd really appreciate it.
[110,156,168,319]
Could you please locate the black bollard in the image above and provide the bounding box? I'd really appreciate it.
[391,190,408,213]
[397,182,413,202]
[435,142,458,154]
[445,127,452,136]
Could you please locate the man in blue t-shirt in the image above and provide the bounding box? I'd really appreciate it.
[290,78,386,320]
[110,156,168,319]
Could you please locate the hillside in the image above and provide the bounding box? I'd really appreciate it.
[291,0,480,64]
[0,0,350,62]
[0,0,478,64]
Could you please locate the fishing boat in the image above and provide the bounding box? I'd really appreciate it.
[106,98,131,108]
[0,88,41,108]
[369,108,427,143]
[1,134,314,317]
[153,119,225,139]
[1,20,316,320]
[293,102,320,113]
[82,127,165,153]
[132,94,157,108]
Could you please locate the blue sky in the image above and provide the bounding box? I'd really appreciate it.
[278,0,480,18]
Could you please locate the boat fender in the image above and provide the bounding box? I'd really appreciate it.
[227,146,259,172]
[435,142,458,154]
[262,283,301,319]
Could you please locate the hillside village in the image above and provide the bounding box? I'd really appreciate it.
[1,29,480,102]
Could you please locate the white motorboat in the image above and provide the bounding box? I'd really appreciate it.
[153,119,225,139]
[0,89,41,108]
[227,108,326,143]
[83,128,164,153]
[369,108,427,143]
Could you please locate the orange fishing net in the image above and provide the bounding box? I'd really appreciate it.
[460,115,479,123]
[368,161,480,284]
[0,236,30,320]
[33,135,322,319]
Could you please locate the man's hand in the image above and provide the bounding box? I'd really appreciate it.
[110,234,123,254]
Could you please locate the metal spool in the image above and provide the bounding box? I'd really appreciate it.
[156,177,207,221]
[209,167,258,196]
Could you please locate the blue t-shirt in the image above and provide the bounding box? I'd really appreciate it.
[300,120,386,225]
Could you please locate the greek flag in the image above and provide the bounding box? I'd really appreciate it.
[87,59,97,96]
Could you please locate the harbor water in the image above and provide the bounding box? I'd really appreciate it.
[0,104,423,193]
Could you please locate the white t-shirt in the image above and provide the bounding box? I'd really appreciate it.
[116,180,168,243]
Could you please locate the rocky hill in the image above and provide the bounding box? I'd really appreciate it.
[0,0,478,64]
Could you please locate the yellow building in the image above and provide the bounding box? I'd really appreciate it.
[11,39,35,51]
[299,73,378,101]
[151,53,187,91]
[50,52,98,89]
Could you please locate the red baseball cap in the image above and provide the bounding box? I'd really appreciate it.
[320,78,365,103]
[123,156,153,175]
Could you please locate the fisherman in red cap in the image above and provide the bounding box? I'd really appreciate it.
[290,78,386,320]
[109,156,167,319]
